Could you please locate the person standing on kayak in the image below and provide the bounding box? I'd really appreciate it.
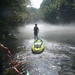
[34,24,39,40]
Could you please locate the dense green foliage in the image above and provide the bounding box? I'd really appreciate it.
[40,0,75,23]
[0,0,30,27]
[1,0,75,26]
[26,7,40,23]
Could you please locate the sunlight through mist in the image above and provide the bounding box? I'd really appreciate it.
[31,0,43,8]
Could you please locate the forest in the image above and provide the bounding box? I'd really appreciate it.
[0,0,75,28]
[40,0,75,23]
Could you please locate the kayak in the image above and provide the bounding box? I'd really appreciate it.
[32,40,45,54]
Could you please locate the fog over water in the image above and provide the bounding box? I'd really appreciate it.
[17,22,75,45]
[14,22,75,75]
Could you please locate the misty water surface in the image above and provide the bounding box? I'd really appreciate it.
[15,22,75,75]
[17,23,75,45]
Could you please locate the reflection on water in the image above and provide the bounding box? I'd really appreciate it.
[15,23,75,75]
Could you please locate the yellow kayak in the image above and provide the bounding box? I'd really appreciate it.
[32,40,45,54]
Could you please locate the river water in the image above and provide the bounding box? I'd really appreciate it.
[14,23,75,75]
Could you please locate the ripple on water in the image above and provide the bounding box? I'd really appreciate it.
[15,39,75,75]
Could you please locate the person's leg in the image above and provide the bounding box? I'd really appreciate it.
[34,35,37,40]
[36,33,38,40]
[34,32,37,40]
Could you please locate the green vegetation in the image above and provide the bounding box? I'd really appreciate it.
[40,0,75,23]
[1,0,75,27]
[0,0,30,27]
[0,0,40,28]
[26,7,40,23]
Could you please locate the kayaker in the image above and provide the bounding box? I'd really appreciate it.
[34,24,39,40]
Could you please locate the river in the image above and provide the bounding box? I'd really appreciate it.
[13,23,75,75]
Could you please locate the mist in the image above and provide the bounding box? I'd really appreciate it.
[17,22,75,45]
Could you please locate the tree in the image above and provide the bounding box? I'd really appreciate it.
[0,0,30,27]
[40,0,75,23]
